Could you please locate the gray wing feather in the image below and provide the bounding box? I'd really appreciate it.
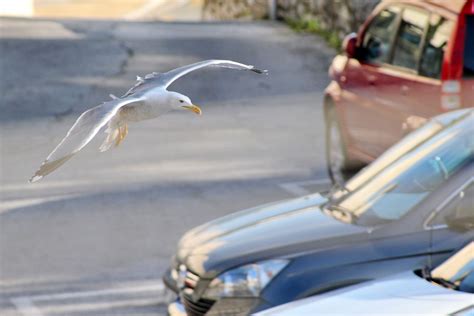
[159,60,267,88]
[30,97,141,182]
[124,60,267,96]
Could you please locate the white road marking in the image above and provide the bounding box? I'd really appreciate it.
[279,179,331,196]
[0,0,33,17]
[0,193,82,215]
[30,282,164,301]
[124,0,168,20]
[36,297,164,315]
[124,0,190,20]
[11,297,44,316]
[11,280,165,316]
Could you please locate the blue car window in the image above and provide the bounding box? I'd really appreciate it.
[429,181,473,228]
[431,242,474,293]
[336,113,474,226]
[459,273,474,293]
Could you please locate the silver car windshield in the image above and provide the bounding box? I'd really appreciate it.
[329,111,473,226]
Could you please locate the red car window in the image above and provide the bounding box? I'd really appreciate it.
[392,7,429,71]
[419,14,454,79]
[361,6,401,64]
[464,15,474,77]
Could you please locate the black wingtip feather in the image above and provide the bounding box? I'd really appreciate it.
[251,68,268,75]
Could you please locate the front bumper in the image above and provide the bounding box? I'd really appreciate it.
[163,267,216,315]
[168,300,187,316]
[168,297,265,316]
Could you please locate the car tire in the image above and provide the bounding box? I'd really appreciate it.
[325,105,358,184]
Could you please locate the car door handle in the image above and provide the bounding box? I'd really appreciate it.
[401,85,409,95]
[368,75,376,85]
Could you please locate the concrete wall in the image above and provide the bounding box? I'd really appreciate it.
[203,0,379,36]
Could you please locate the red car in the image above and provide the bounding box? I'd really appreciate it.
[324,0,473,182]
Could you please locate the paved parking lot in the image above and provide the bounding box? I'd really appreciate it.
[0,17,334,315]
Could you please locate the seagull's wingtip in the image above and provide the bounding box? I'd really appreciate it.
[29,174,42,183]
[251,68,268,75]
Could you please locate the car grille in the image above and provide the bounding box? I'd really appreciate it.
[180,269,215,316]
[184,269,200,289]
[182,292,215,316]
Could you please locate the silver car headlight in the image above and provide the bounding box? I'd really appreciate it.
[203,259,289,299]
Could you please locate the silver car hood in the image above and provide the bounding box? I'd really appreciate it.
[257,271,474,316]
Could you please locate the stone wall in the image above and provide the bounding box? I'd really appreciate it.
[277,0,379,37]
[202,0,269,20]
[203,0,379,36]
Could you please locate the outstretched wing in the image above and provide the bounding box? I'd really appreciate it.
[123,60,267,96]
[30,97,142,183]
[159,59,267,88]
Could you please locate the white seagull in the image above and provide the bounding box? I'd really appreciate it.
[30,59,267,183]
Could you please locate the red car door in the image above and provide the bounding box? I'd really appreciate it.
[339,5,402,160]
[373,6,455,151]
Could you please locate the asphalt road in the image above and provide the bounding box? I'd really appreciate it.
[0,17,334,315]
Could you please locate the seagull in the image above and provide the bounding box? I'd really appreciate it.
[29,59,267,183]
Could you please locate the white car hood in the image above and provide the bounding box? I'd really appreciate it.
[257,271,473,316]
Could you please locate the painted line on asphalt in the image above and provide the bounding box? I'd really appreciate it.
[124,0,168,20]
[279,179,331,196]
[11,297,44,316]
[124,0,190,20]
[0,193,83,215]
[11,280,165,316]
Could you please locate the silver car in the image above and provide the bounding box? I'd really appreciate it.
[257,242,474,316]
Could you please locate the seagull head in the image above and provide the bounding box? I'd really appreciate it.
[168,91,202,115]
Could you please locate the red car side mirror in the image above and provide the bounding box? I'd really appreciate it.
[343,33,358,59]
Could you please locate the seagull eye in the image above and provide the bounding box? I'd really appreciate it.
[179,100,184,103]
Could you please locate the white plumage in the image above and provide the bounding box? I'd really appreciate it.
[30,59,267,183]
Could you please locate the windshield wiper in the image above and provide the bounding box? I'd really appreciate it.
[324,182,351,201]
[429,277,458,290]
[421,266,458,290]
[331,182,350,195]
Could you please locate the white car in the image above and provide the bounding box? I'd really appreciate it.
[257,242,474,316]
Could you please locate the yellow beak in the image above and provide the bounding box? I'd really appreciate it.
[182,104,202,115]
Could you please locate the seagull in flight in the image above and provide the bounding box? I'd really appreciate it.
[30,60,267,183]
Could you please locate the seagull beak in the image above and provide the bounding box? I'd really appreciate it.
[182,104,202,115]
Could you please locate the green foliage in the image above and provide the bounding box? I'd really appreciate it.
[286,17,342,51]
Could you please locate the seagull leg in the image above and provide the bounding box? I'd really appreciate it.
[123,124,128,139]
[115,129,122,146]
[115,124,128,146]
